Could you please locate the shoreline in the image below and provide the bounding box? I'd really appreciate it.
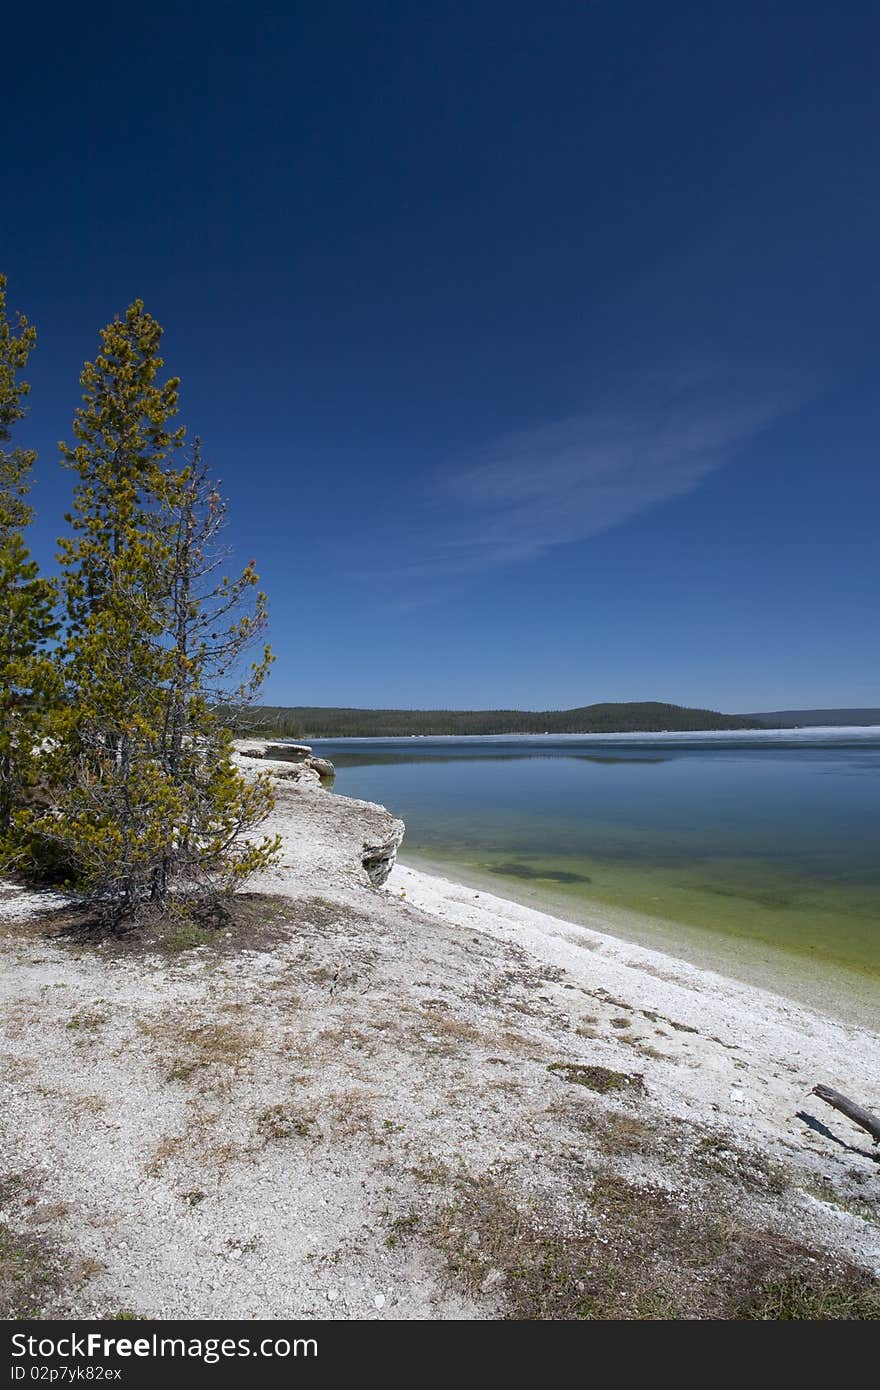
[303,726,880,1029]
[305,724,880,744]
[387,855,880,1064]
[2,768,879,1318]
[394,849,880,1033]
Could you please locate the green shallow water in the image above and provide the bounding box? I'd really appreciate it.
[309,733,880,1025]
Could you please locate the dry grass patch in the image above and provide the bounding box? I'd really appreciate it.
[0,1219,65,1318]
[591,1111,658,1157]
[693,1133,789,1195]
[139,1009,260,1084]
[65,1005,110,1033]
[615,1033,672,1061]
[406,1165,880,1320]
[384,1002,540,1062]
[368,1005,487,1058]
[255,1088,385,1147]
[145,1117,247,1178]
[738,1271,880,1319]
[325,1089,384,1142]
[799,1177,880,1228]
[548,1063,645,1096]
[30,1085,107,1116]
[2,1002,42,1040]
[420,1013,483,1051]
[256,1101,319,1143]
[0,1174,101,1318]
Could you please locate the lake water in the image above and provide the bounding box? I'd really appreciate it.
[309,729,880,1023]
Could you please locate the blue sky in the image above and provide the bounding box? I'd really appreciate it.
[3,1,878,712]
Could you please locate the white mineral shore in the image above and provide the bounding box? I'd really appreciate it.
[0,749,878,1319]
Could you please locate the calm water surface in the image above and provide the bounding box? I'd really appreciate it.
[308,731,880,1017]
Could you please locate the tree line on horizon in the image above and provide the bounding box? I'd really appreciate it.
[0,273,279,931]
[239,701,761,740]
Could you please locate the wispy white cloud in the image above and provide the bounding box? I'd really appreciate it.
[340,372,795,620]
[412,378,788,578]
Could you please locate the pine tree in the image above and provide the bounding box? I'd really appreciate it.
[0,274,57,853]
[38,302,279,924]
[152,437,279,904]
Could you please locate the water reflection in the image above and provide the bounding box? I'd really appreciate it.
[300,732,880,982]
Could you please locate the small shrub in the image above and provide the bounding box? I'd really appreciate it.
[548,1062,645,1095]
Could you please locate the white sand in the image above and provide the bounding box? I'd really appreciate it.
[1,770,878,1319]
[389,860,880,1159]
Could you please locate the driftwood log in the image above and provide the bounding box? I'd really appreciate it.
[811,1085,880,1145]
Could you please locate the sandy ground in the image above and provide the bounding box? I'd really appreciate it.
[393,862,880,1164]
[1,764,878,1319]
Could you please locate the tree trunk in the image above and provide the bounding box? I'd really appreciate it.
[811,1085,880,1144]
[0,748,11,834]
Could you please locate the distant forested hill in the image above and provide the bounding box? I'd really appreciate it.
[235,701,761,739]
[747,708,880,728]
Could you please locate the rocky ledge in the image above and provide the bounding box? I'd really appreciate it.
[233,738,405,888]
[234,738,334,788]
